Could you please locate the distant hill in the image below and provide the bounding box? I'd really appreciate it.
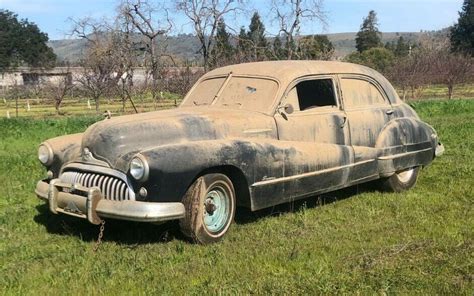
[48,31,447,65]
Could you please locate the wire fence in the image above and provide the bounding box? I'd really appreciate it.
[0,83,473,118]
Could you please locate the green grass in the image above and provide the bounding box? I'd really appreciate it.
[0,99,473,294]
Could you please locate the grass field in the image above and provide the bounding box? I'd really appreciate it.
[0,99,473,294]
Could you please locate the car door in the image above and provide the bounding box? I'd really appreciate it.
[275,76,350,145]
[273,76,353,198]
[338,75,395,182]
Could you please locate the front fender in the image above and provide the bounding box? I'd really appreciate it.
[137,140,268,203]
[43,133,83,176]
[137,139,353,207]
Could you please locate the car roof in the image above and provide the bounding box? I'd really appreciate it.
[204,61,401,104]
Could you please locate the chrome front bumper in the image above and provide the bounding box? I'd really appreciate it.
[35,179,185,224]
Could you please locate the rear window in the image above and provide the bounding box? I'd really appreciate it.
[341,78,387,108]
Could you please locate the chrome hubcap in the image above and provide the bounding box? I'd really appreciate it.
[397,168,415,183]
[203,186,229,233]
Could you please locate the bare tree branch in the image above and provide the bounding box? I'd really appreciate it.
[270,0,327,59]
[175,0,242,70]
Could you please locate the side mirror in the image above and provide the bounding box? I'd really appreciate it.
[283,103,294,114]
[278,103,294,115]
[277,103,294,120]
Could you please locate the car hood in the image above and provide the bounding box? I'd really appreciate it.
[81,107,276,171]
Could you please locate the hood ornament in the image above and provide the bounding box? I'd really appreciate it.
[83,147,92,161]
[103,110,112,119]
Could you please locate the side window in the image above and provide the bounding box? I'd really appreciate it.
[341,78,387,108]
[286,79,337,112]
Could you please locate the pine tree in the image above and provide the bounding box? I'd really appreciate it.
[298,35,334,60]
[237,26,250,61]
[247,12,268,61]
[394,36,410,57]
[210,18,234,67]
[355,10,382,53]
[272,36,285,60]
[450,0,474,56]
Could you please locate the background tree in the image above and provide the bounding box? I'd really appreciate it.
[0,10,56,71]
[387,46,439,100]
[246,12,268,61]
[271,0,327,60]
[210,18,234,67]
[271,36,286,60]
[355,10,382,53]
[387,54,428,100]
[237,26,251,62]
[298,34,334,60]
[176,0,241,71]
[121,0,172,101]
[385,36,412,57]
[345,47,394,73]
[394,36,411,57]
[44,68,73,114]
[431,49,473,99]
[450,0,474,56]
[71,18,124,112]
[114,9,140,113]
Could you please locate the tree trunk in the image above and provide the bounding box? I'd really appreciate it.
[15,96,18,117]
[55,99,61,115]
[448,84,454,100]
[95,96,100,112]
[203,47,209,72]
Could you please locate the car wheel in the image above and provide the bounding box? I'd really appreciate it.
[379,166,420,192]
[179,173,236,244]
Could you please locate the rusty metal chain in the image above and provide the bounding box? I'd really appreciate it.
[92,220,105,252]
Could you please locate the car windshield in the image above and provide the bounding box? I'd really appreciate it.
[181,76,279,113]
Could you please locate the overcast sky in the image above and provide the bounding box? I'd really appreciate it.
[0,0,464,40]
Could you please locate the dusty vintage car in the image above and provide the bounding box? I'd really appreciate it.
[35,61,444,244]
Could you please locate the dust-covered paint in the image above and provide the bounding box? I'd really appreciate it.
[36,61,443,222]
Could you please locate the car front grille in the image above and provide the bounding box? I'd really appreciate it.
[59,171,134,201]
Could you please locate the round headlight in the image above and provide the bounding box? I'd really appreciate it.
[38,143,53,166]
[130,155,149,181]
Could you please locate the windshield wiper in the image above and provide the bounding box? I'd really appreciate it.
[211,71,233,105]
[193,101,208,106]
[222,102,242,107]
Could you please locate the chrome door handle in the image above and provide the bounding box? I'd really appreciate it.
[340,116,347,128]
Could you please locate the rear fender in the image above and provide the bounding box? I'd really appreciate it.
[375,118,438,176]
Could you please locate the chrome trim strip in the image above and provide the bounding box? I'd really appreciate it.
[251,159,375,187]
[378,148,432,160]
[243,128,273,134]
